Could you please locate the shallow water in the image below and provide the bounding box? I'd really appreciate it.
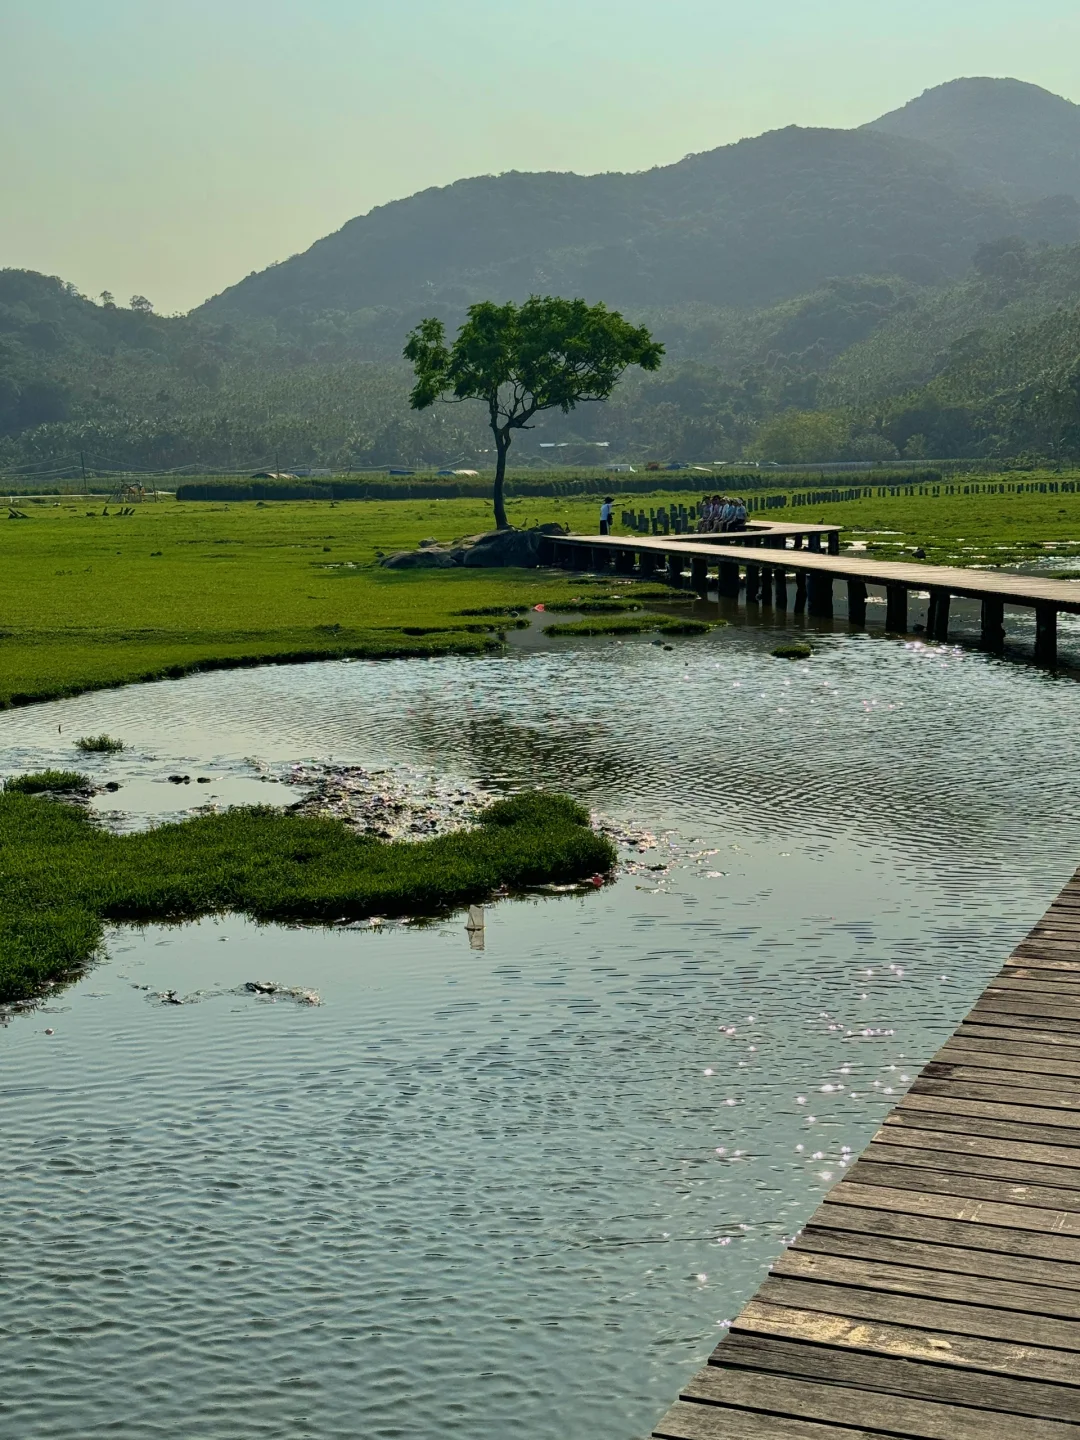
[3,624,1080,1439]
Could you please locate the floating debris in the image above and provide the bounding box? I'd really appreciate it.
[242,980,321,1006]
[285,763,498,840]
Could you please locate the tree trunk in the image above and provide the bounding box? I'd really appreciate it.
[493,431,510,530]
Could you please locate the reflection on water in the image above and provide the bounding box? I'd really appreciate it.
[1,626,1079,1439]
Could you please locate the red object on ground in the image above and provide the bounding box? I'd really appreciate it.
[533,603,545,611]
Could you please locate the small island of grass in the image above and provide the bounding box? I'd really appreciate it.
[0,787,615,1005]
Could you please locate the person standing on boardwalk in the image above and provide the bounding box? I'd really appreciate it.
[599,496,614,535]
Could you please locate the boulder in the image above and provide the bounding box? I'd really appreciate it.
[380,548,458,569]
[379,523,566,570]
[461,523,566,568]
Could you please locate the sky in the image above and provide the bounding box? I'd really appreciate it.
[2,0,1079,314]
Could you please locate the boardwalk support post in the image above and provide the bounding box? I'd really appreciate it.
[794,571,807,614]
[847,579,867,627]
[666,551,682,588]
[980,597,1005,652]
[828,531,840,556]
[885,584,907,633]
[718,561,740,598]
[1035,603,1058,667]
[808,571,833,617]
[744,564,760,604]
[807,533,822,553]
[615,548,634,575]
[774,568,788,609]
[759,566,774,607]
[927,587,951,642]
[691,556,708,597]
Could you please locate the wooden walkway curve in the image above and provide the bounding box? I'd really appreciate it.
[652,872,1080,1439]
[549,531,1080,664]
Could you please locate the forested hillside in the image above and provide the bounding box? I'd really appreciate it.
[201,125,1075,326]
[869,78,1080,201]
[3,77,1079,473]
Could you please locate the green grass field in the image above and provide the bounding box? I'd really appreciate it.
[3,480,1080,707]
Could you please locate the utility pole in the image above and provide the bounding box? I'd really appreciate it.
[80,451,87,492]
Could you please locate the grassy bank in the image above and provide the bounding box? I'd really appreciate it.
[0,789,615,1004]
[4,481,1080,707]
[0,495,676,706]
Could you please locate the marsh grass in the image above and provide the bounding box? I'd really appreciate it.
[543,613,715,637]
[0,790,615,1004]
[3,770,91,794]
[75,734,125,753]
[772,643,813,659]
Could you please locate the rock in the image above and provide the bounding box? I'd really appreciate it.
[461,523,565,569]
[379,548,457,569]
[103,781,121,792]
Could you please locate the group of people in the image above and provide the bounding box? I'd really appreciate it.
[697,494,748,533]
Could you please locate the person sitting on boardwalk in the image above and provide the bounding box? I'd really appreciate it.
[730,497,748,530]
[599,496,614,535]
[717,496,736,531]
[698,494,720,532]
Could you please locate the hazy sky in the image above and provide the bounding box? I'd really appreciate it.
[3,0,1078,314]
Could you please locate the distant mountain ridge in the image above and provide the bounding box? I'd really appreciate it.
[868,77,1080,201]
[200,77,1080,327]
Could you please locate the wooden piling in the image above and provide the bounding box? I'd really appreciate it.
[718,561,741,598]
[794,572,807,614]
[927,587,951,642]
[1035,602,1058,667]
[846,578,867,627]
[691,556,708,597]
[885,584,907,633]
[981,596,1006,652]
[774,569,788,609]
[666,552,682,588]
[744,564,760,604]
[807,571,833,617]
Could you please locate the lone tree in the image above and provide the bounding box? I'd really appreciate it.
[404,296,663,530]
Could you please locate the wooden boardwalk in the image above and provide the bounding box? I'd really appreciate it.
[652,872,1080,1439]
[550,532,1080,663]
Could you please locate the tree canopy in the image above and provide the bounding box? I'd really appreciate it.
[404,296,663,527]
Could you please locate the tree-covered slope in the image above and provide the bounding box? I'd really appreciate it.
[199,126,1074,323]
[868,77,1080,201]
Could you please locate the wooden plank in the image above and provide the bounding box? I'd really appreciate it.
[680,1366,1079,1440]
[731,1299,1080,1388]
[825,1176,1080,1234]
[922,1063,1080,1095]
[653,1398,890,1440]
[958,1020,1080,1049]
[773,1247,1080,1319]
[965,1009,1080,1037]
[862,1139,1080,1190]
[969,994,1080,1021]
[873,1122,1080,1171]
[898,1090,1080,1130]
[987,976,1080,996]
[845,1159,1080,1213]
[756,1274,1080,1350]
[711,1332,1080,1424]
[882,1105,1080,1149]
[793,1224,1080,1291]
[807,1199,1080,1263]
[1006,960,1080,976]
[911,1076,1080,1111]
[936,1042,1080,1079]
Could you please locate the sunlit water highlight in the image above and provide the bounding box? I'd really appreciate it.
[2,624,1079,1438]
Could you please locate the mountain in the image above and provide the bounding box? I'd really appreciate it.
[868,78,1080,201]
[200,124,1078,326]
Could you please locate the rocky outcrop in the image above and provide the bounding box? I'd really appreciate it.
[379,523,566,570]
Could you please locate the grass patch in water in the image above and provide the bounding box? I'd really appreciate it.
[544,613,716,637]
[0,790,615,1004]
[772,643,813,660]
[75,733,125,753]
[4,769,91,794]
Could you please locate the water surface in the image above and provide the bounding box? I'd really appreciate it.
[2,625,1078,1439]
